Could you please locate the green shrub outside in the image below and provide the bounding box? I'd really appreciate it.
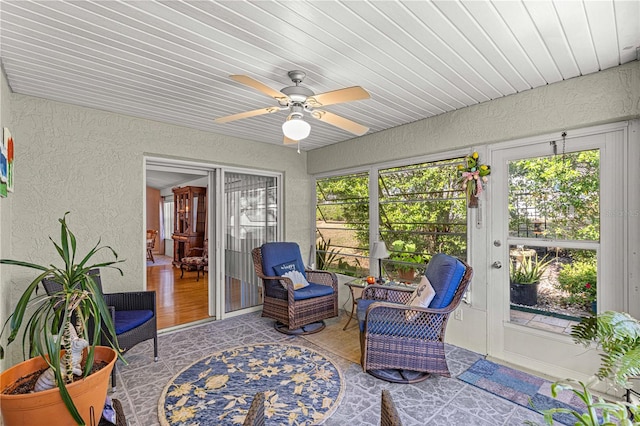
[557,260,597,308]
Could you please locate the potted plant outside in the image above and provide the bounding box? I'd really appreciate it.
[389,240,424,281]
[315,238,342,270]
[0,213,125,425]
[509,252,553,306]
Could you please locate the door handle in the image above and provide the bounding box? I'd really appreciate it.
[492,261,502,269]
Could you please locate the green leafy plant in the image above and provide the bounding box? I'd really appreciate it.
[509,253,553,284]
[389,240,425,273]
[557,260,597,308]
[0,213,125,424]
[537,379,640,425]
[336,257,361,277]
[571,311,640,389]
[315,238,342,270]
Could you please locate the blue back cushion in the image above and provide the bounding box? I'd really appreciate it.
[261,242,307,279]
[426,253,466,309]
[114,310,153,335]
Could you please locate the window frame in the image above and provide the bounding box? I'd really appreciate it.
[313,148,471,279]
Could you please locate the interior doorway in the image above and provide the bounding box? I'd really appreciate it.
[144,158,283,329]
[145,163,212,329]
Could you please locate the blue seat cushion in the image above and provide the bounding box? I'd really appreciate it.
[292,282,334,301]
[260,242,307,280]
[425,253,466,309]
[114,310,153,335]
[357,299,377,332]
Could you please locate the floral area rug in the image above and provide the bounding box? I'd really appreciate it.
[158,344,344,425]
[458,359,588,425]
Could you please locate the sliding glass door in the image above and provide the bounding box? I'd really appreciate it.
[224,172,279,313]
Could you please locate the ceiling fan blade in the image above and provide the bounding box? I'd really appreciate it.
[311,110,369,136]
[230,75,289,103]
[307,86,370,107]
[214,106,280,124]
[283,136,298,145]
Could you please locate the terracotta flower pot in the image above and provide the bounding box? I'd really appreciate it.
[0,346,117,426]
[398,268,416,281]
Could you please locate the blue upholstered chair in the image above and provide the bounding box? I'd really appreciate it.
[42,269,158,389]
[252,242,338,334]
[357,253,473,383]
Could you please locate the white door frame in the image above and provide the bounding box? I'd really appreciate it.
[486,122,628,381]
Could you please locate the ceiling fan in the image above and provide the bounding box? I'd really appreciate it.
[215,70,370,145]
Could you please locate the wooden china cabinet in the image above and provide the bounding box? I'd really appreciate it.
[171,186,207,267]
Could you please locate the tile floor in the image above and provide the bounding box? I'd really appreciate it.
[110,311,549,426]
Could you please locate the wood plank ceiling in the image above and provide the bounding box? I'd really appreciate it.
[1,1,638,151]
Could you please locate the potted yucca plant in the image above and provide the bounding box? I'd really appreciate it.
[509,252,553,306]
[0,213,124,425]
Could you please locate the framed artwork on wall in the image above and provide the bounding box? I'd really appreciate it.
[1,127,14,196]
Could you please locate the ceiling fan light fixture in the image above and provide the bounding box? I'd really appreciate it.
[282,116,311,141]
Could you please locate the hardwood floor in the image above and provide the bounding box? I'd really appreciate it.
[146,262,210,330]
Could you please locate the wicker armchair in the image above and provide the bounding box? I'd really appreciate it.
[380,390,403,426]
[42,269,158,389]
[252,242,338,334]
[242,392,265,426]
[358,254,472,383]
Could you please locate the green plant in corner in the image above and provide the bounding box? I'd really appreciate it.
[570,311,640,389]
[0,212,125,424]
[509,253,553,284]
[536,379,640,425]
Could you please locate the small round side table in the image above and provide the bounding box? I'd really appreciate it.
[343,278,368,330]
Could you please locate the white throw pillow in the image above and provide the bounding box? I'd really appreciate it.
[405,276,436,320]
[282,270,310,290]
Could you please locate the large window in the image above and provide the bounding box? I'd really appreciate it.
[316,172,369,277]
[315,157,467,282]
[379,159,467,282]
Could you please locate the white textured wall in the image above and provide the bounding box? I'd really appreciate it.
[2,94,311,367]
[8,94,311,292]
[308,61,640,174]
[0,66,14,372]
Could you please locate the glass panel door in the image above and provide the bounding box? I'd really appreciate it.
[488,127,624,380]
[224,172,278,313]
[507,149,600,325]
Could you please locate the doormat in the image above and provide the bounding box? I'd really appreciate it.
[158,343,344,425]
[458,359,588,425]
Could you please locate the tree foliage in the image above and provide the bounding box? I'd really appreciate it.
[508,150,600,241]
[316,159,467,275]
